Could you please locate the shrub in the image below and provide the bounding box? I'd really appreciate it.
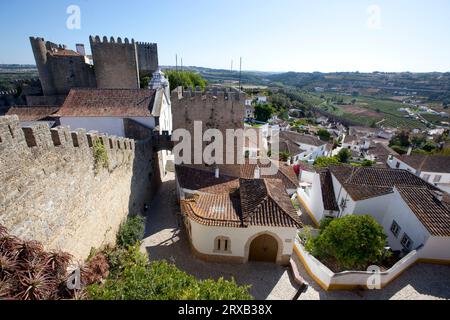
[116,215,146,249]
[336,148,352,163]
[313,156,340,167]
[93,138,109,174]
[317,129,331,142]
[87,245,253,300]
[305,215,387,270]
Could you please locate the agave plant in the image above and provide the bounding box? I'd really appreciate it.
[0,235,21,255]
[45,251,72,274]
[16,240,44,261]
[16,270,55,300]
[0,276,13,298]
[0,252,18,276]
[0,225,8,238]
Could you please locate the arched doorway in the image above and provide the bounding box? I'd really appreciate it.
[248,234,278,263]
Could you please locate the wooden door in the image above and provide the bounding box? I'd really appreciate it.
[249,234,278,262]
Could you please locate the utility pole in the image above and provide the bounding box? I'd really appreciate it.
[239,57,242,91]
[181,58,183,71]
[176,54,178,72]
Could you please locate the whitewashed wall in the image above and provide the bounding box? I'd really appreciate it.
[60,116,155,137]
[189,218,296,259]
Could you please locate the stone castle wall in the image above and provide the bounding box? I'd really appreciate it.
[0,115,159,260]
[90,36,140,89]
[171,88,245,164]
[29,37,96,96]
[137,42,159,77]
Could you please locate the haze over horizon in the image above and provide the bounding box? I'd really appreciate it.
[1,0,450,73]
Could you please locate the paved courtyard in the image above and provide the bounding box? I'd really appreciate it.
[141,173,450,300]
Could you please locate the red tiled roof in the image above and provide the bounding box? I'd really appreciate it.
[279,131,325,147]
[397,187,450,237]
[318,169,339,211]
[6,106,59,121]
[329,165,436,201]
[396,154,450,173]
[181,179,302,228]
[56,88,156,117]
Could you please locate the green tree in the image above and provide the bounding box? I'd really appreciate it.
[389,131,410,147]
[116,215,146,249]
[336,148,352,163]
[313,156,340,167]
[317,129,331,142]
[278,151,291,162]
[87,245,252,300]
[164,70,207,91]
[305,215,387,270]
[254,104,275,122]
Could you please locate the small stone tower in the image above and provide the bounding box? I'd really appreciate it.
[90,36,140,89]
[29,37,54,96]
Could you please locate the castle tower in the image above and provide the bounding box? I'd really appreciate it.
[90,36,140,89]
[137,42,159,77]
[29,37,55,96]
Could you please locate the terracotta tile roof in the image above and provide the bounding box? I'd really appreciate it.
[240,179,302,228]
[367,143,399,166]
[181,179,302,228]
[56,88,156,117]
[279,131,325,147]
[396,154,450,173]
[6,106,59,121]
[175,165,239,194]
[279,140,305,156]
[329,165,436,201]
[343,134,359,144]
[397,187,450,237]
[50,49,80,57]
[318,169,339,211]
[176,160,299,192]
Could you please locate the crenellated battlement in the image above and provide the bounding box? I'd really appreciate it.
[170,86,245,103]
[89,35,136,45]
[0,115,134,154]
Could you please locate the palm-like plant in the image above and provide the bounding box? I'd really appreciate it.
[16,270,55,300]
[46,251,72,274]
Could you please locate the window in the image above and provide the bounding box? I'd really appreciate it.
[433,175,442,183]
[422,174,431,182]
[396,162,400,169]
[400,233,413,250]
[390,220,401,238]
[214,236,231,253]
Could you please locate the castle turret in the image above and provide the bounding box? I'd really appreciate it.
[29,37,55,96]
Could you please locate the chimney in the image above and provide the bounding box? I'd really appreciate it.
[254,166,261,179]
[287,157,291,165]
[407,147,412,156]
[432,190,443,202]
[215,167,220,179]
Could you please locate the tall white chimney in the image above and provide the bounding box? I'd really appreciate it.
[407,147,412,156]
[254,166,261,179]
[215,167,220,179]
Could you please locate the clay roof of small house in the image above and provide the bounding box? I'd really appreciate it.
[367,143,399,167]
[56,88,156,117]
[6,106,60,121]
[395,154,450,173]
[175,165,240,194]
[279,131,325,147]
[318,169,339,211]
[176,159,299,192]
[329,165,437,201]
[397,187,450,237]
[279,140,305,156]
[343,134,359,144]
[181,179,302,228]
[50,49,80,57]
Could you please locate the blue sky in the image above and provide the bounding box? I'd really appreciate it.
[1,0,449,72]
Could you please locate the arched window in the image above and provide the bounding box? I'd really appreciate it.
[214,236,231,253]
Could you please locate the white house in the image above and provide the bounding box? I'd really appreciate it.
[256,96,268,104]
[342,134,371,153]
[175,163,301,265]
[387,154,450,193]
[55,70,173,175]
[297,165,450,262]
[273,131,330,163]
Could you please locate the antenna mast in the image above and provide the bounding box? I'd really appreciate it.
[238,57,242,91]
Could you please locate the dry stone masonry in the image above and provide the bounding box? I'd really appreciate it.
[0,115,159,260]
